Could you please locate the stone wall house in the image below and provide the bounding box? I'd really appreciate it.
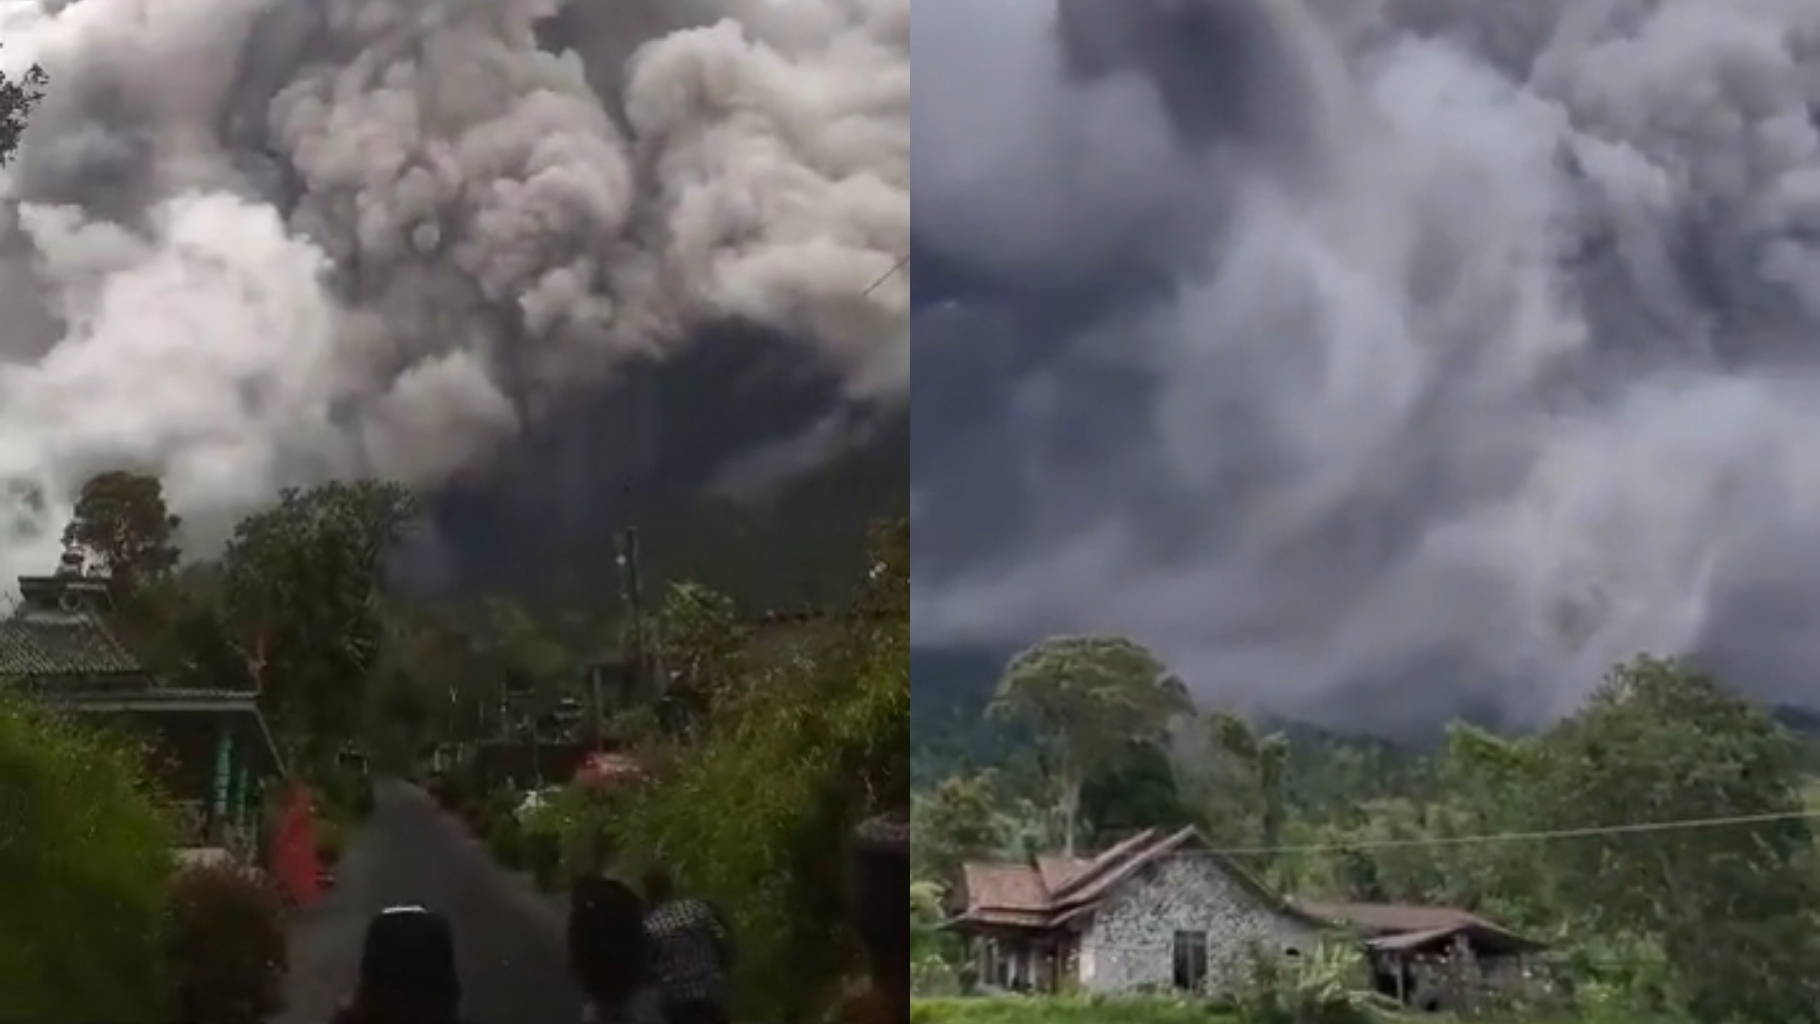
[945,826,1329,996]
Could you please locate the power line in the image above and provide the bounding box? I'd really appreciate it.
[860,252,910,298]
[1145,806,1820,857]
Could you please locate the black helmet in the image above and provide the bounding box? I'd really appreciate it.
[354,905,461,1015]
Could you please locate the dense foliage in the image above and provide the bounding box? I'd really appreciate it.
[0,693,174,1023]
[607,517,908,1021]
[914,649,1820,1024]
[161,863,289,1024]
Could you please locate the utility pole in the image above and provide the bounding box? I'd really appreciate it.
[615,526,646,696]
[587,662,604,752]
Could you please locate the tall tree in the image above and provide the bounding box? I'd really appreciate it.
[1202,711,1291,865]
[1534,656,1820,1023]
[61,471,181,589]
[988,634,1189,855]
[221,480,417,764]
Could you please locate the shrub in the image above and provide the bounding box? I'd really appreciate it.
[1231,942,1373,1024]
[524,785,617,882]
[160,864,287,1024]
[0,694,176,1023]
[910,997,1228,1024]
[539,783,625,878]
[610,563,908,1021]
[488,812,523,868]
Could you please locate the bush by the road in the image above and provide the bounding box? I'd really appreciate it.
[487,810,524,869]
[160,863,287,1024]
[608,595,908,1022]
[0,692,175,1023]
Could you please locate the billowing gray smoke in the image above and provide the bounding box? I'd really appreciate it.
[911,0,1820,732]
[0,0,907,583]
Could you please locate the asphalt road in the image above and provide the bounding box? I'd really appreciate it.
[272,779,585,1024]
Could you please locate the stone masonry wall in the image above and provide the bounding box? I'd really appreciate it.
[1077,855,1320,995]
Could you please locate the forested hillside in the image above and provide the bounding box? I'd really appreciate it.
[435,405,908,623]
[912,634,1820,1024]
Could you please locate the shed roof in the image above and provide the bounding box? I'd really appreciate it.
[1299,901,1545,955]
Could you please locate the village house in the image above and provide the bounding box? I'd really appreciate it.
[944,826,1330,995]
[946,827,1546,1007]
[1301,901,1547,1012]
[0,555,285,857]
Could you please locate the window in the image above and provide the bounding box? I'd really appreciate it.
[1172,930,1209,991]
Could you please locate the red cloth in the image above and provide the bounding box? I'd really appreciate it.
[573,751,646,788]
[271,782,321,908]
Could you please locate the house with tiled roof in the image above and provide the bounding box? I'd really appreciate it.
[0,555,285,850]
[946,824,1547,1006]
[944,826,1330,995]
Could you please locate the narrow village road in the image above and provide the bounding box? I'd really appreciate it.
[272,779,585,1024]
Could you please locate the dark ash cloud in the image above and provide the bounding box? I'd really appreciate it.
[0,0,907,581]
[911,0,1820,732]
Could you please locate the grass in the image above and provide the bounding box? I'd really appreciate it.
[909,997,1664,1024]
[911,997,1229,1024]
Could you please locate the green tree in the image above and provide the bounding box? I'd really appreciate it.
[478,597,574,703]
[988,635,1189,855]
[119,565,251,692]
[612,517,907,1020]
[220,480,417,764]
[1534,655,1820,1023]
[1199,711,1290,875]
[911,771,1007,882]
[1078,739,1197,845]
[655,580,747,727]
[1426,722,1550,924]
[657,581,746,686]
[61,470,182,590]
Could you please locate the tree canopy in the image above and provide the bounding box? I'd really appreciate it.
[219,480,417,761]
[61,470,182,589]
[989,634,1190,854]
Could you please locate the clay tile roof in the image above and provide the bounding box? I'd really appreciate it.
[1052,828,1161,899]
[1035,855,1090,893]
[954,826,1366,936]
[0,612,143,678]
[1055,829,1208,909]
[962,863,1052,912]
